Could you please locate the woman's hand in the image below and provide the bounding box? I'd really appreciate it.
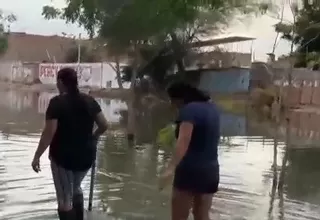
[31,157,41,173]
[158,165,175,191]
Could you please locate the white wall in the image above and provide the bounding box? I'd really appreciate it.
[101,63,130,89]
[0,61,22,82]
[39,62,130,89]
[0,62,131,89]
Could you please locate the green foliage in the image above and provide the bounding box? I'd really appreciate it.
[42,0,274,88]
[274,2,320,67]
[0,35,8,55]
[0,10,16,55]
[156,124,176,148]
[301,52,320,69]
[42,6,62,20]
[42,0,274,44]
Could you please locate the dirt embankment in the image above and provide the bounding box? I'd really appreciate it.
[0,82,130,99]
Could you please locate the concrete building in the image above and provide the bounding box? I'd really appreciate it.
[186,35,255,93]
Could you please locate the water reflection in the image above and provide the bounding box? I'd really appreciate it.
[0,90,319,219]
[0,90,127,125]
[286,148,320,204]
[220,113,246,136]
[98,134,320,219]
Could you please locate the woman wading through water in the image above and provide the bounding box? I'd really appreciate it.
[31,68,108,220]
[159,82,220,220]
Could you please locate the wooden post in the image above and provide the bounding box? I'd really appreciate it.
[88,142,97,211]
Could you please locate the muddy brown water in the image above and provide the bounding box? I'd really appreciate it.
[0,90,320,220]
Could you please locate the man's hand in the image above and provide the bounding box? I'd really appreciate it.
[31,157,41,173]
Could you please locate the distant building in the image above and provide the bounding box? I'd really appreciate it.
[185,51,252,70]
[0,32,121,63]
[187,35,255,69]
[185,35,255,93]
[0,32,76,62]
[197,67,250,93]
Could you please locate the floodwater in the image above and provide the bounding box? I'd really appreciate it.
[0,90,320,220]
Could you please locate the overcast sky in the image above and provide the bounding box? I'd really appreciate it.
[0,0,295,61]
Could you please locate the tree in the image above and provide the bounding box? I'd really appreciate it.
[108,59,124,89]
[42,0,273,74]
[274,1,320,67]
[0,10,16,55]
[42,0,273,143]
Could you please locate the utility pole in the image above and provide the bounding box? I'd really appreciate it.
[77,33,81,64]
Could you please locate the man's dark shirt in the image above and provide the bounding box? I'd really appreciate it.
[174,102,220,193]
[46,93,101,171]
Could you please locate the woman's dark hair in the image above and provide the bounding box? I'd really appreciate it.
[57,67,79,94]
[167,81,210,104]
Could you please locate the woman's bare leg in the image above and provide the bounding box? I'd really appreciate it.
[192,193,213,220]
[171,188,194,220]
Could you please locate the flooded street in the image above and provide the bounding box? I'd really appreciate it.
[0,90,320,219]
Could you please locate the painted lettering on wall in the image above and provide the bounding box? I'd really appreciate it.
[38,62,127,89]
[39,64,93,86]
[39,64,58,78]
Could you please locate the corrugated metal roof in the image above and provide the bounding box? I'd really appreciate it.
[189,36,256,48]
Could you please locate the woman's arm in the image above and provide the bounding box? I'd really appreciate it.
[93,112,108,139]
[158,121,193,190]
[33,98,58,160]
[168,121,193,169]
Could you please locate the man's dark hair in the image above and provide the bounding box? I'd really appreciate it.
[57,67,79,94]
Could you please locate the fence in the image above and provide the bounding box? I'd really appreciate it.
[260,65,320,107]
[280,80,320,107]
[0,61,130,89]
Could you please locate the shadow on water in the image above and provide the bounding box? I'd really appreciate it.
[1,90,320,219]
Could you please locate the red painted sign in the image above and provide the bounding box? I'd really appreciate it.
[39,64,58,78]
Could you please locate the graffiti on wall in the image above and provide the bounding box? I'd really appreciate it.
[39,63,94,86]
[36,62,132,89]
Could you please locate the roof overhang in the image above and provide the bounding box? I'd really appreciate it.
[189,36,256,48]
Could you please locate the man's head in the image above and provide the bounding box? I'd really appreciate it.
[56,68,78,94]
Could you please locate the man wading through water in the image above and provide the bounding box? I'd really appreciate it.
[159,82,220,220]
[31,68,108,220]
